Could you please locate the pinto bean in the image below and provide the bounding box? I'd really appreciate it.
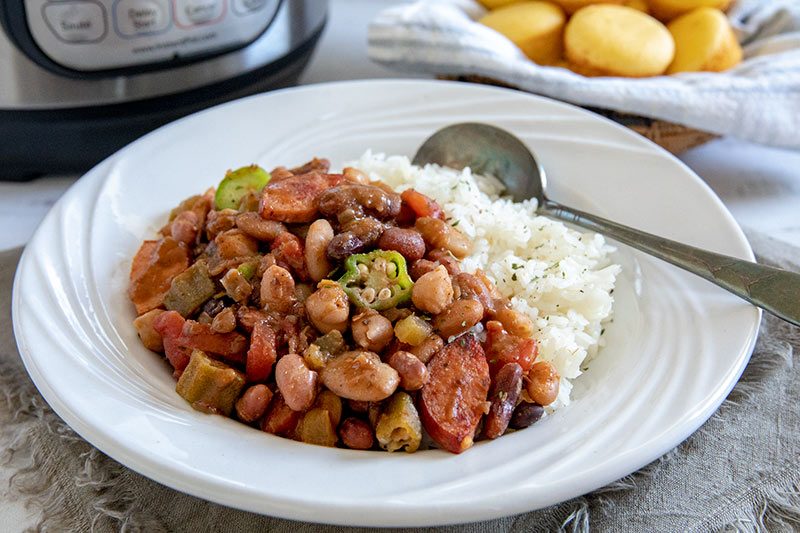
[205,209,238,240]
[352,310,394,352]
[415,217,472,259]
[320,351,399,402]
[377,228,426,261]
[290,157,330,175]
[483,363,523,439]
[387,351,429,391]
[318,184,401,221]
[409,259,438,281]
[526,361,560,406]
[339,417,375,450]
[275,353,319,412]
[326,217,384,260]
[408,334,444,364]
[427,248,461,275]
[342,167,370,185]
[170,210,200,245]
[452,272,495,317]
[495,305,534,338]
[211,307,236,333]
[260,265,296,313]
[411,265,454,315]
[304,219,334,282]
[215,229,259,260]
[433,299,484,339]
[236,212,287,241]
[235,384,273,423]
[305,283,350,334]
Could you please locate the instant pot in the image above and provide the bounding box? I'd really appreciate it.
[0,0,327,178]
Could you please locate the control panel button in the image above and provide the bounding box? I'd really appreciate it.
[231,0,265,15]
[43,1,106,43]
[174,0,224,27]
[115,0,170,36]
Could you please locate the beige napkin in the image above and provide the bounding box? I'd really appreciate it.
[2,232,799,532]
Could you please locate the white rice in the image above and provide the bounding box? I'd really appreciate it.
[348,152,621,409]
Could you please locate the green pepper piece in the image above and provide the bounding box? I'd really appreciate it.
[338,250,413,311]
[237,261,258,281]
[214,165,270,210]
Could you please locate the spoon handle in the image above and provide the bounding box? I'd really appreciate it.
[541,199,800,327]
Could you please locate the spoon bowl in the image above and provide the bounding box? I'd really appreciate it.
[413,122,800,327]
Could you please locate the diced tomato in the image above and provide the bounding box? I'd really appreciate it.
[178,321,248,363]
[152,310,192,377]
[484,321,538,377]
[260,392,301,437]
[271,231,309,281]
[246,321,277,382]
[400,189,446,221]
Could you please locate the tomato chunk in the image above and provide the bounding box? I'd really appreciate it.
[152,310,192,377]
[484,320,538,377]
[400,189,446,221]
[246,321,278,382]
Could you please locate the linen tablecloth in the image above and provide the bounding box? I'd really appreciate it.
[1,232,798,531]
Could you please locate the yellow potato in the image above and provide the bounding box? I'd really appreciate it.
[552,0,624,15]
[479,1,566,65]
[477,0,523,8]
[624,0,650,13]
[667,7,742,73]
[564,5,675,77]
[648,0,731,21]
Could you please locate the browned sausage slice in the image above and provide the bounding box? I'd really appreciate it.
[419,334,490,454]
[259,172,343,223]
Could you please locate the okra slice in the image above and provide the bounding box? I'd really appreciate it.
[375,391,422,453]
[338,249,413,311]
[176,350,245,416]
[214,165,271,210]
[164,261,216,317]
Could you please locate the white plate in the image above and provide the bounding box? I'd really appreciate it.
[12,80,760,527]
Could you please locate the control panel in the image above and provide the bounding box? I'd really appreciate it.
[24,0,280,71]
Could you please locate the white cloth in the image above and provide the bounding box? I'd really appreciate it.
[368,0,800,148]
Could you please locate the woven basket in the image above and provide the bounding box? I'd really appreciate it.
[441,75,717,154]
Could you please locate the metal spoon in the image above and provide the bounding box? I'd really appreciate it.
[413,122,800,327]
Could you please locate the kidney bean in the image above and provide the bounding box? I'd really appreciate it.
[348,399,370,413]
[275,354,319,412]
[433,299,484,339]
[306,283,350,334]
[415,217,472,259]
[509,402,544,429]
[378,227,426,261]
[236,212,287,241]
[235,384,273,423]
[411,265,453,315]
[289,157,330,175]
[327,217,384,260]
[526,361,560,406]
[260,265,296,313]
[408,334,444,364]
[483,363,524,439]
[304,219,334,282]
[321,351,399,402]
[339,417,375,450]
[387,351,429,391]
[352,310,394,352]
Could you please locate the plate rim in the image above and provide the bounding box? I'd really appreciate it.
[11,78,761,526]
